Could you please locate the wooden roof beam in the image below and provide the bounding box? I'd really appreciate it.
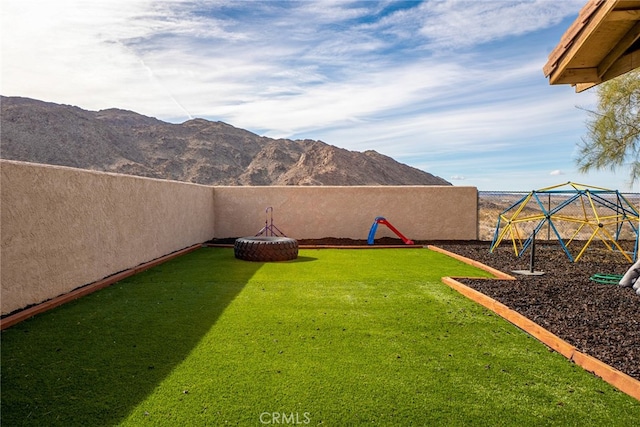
[596,20,640,78]
[574,50,640,92]
[553,67,601,85]
[607,9,640,21]
[574,82,597,93]
[601,49,640,81]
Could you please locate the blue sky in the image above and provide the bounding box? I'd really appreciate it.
[2,0,636,191]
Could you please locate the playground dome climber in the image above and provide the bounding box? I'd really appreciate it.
[489,182,639,262]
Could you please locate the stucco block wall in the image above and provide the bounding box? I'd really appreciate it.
[1,160,215,315]
[2,161,477,316]
[213,186,477,240]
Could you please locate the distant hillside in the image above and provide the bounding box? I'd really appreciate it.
[0,96,451,186]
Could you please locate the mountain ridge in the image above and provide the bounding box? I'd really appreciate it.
[0,96,451,186]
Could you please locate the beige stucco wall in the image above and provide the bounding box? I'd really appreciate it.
[213,186,477,240]
[2,161,477,316]
[1,160,215,315]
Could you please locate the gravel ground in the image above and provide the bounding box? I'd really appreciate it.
[293,237,640,381]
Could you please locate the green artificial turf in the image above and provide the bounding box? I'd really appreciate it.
[2,248,639,426]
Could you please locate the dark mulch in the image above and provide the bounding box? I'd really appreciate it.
[290,237,640,381]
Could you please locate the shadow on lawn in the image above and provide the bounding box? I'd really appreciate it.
[0,248,257,426]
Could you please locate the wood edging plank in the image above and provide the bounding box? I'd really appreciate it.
[427,245,516,280]
[0,244,203,330]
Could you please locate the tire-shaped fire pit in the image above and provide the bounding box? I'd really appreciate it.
[234,236,299,262]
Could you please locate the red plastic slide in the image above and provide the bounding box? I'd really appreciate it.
[367,217,414,245]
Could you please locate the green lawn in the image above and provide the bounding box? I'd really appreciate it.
[2,248,639,426]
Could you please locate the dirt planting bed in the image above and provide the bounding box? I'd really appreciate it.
[295,238,640,381]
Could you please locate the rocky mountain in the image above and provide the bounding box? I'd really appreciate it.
[0,96,451,186]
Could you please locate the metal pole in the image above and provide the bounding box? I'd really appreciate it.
[547,193,551,241]
[530,229,536,273]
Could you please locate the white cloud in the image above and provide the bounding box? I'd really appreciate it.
[417,0,585,50]
[1,0,609,191]
[550,170,565,176]
[1,0,174,111]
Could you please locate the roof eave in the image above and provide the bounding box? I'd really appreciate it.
[544,0,640,92]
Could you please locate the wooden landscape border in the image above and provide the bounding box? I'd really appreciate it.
[429,245,640,402]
